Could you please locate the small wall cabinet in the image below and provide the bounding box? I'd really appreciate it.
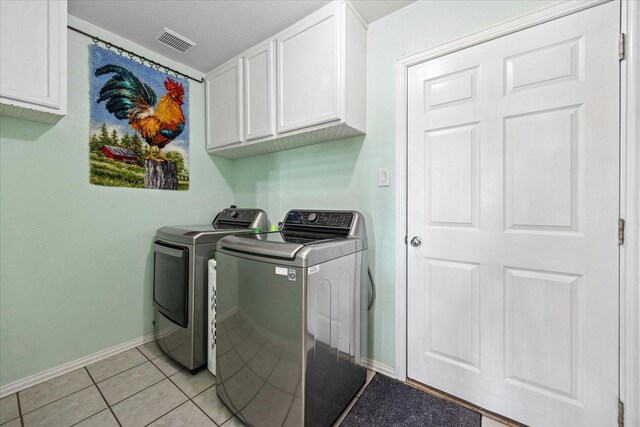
[0,0,67,124]
[206,58,243,150]
[244,41,276,141]
[277,6,341,133]
[206,1,367,159]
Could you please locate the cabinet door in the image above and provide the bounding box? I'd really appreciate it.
[244,41,275,141]
[206,58,243,149]
[277,5,341,133]
[0,0,66,114]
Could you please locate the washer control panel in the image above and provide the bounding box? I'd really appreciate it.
[285,211,354,229]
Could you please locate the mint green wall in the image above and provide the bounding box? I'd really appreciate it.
[0,1,556,387]
[0,18,234,387]
[232,0,554,369]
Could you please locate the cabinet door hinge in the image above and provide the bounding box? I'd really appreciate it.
[619,218,625,245]
[619,33,626,61]
[618,400,624,427]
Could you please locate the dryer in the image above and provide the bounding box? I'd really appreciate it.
[153,207,268,372]
[215,210,368,427]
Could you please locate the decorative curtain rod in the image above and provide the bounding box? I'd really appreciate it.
[68,25,204,83]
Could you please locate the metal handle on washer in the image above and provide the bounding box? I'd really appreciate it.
[154,242,184,258]
[410,236,423,247]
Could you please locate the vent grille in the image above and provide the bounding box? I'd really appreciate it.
[155,27,196,54]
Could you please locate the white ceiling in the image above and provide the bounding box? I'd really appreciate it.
[68,0,415,74]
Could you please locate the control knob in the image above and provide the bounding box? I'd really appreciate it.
[230,210,239,219]
[308,213,318,223]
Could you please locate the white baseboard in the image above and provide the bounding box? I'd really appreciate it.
[366,358,395,379]
[1,335,396,399]
[0,332,155,399]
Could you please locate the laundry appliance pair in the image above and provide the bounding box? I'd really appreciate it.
[152,207,369,427]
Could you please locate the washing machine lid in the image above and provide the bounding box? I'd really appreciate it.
[218,231,345,258]
[218,210,367,265]
[217,232,365,266]
[217,233,303,259]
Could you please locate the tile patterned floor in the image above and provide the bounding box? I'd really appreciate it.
[0,342,504,427]
[0,341,373,427]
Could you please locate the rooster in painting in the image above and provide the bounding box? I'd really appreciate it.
[95,64,185,160]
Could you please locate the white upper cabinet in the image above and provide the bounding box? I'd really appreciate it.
[277,6,341,133]
[244,41,275,141]
[206,1,367,159]
[206,58,243,149]
[0,0,67,124]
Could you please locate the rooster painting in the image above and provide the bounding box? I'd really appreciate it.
[95,64,186,161]
[89,44,189,190]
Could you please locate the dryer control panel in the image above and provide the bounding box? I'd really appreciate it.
[213,208,268,230]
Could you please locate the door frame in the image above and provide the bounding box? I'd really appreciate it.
[393,0,640,424]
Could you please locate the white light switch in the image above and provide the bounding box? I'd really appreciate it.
[378,168,390,187]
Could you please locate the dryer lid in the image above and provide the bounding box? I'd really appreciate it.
[156,208,268,245]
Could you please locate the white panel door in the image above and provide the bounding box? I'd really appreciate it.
[277,4,341,133]
[407,3,619,426]
[244,41,275,141]
[206,58,243,149]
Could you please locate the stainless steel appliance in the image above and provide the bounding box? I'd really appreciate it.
[215,210,368,427]
[153,208,268,372]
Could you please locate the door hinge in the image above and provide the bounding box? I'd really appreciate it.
[619,218,625,245]
[618,400,624,427]
[619,33,626,61]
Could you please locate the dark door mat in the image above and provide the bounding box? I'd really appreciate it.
[339,374,481,427]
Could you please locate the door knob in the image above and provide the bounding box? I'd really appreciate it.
[410,236,423,247]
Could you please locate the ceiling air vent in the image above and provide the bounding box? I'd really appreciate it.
[155,27,196,54]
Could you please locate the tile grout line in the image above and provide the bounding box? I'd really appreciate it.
[147,355,185,378]
[187,381,224,425]
[142,369,221,427]
[138,344,190,425]
[84,367,122,427]
[91,359,168,406]
[189,381,214,400]
[158,371,220,426]
[100,344,189,427]
[103,375,167,409]
[138,344,218,426]
[18,383,95,417]
[89,352,149,384]
[142,400,192,427]
[190,398,221,427]
[135,346,158,363]
[94,359,155,385]
[16,392,24,427]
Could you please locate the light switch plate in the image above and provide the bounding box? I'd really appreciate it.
[378,168,390,187]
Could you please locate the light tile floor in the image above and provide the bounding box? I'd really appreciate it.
[0,342,505,427]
